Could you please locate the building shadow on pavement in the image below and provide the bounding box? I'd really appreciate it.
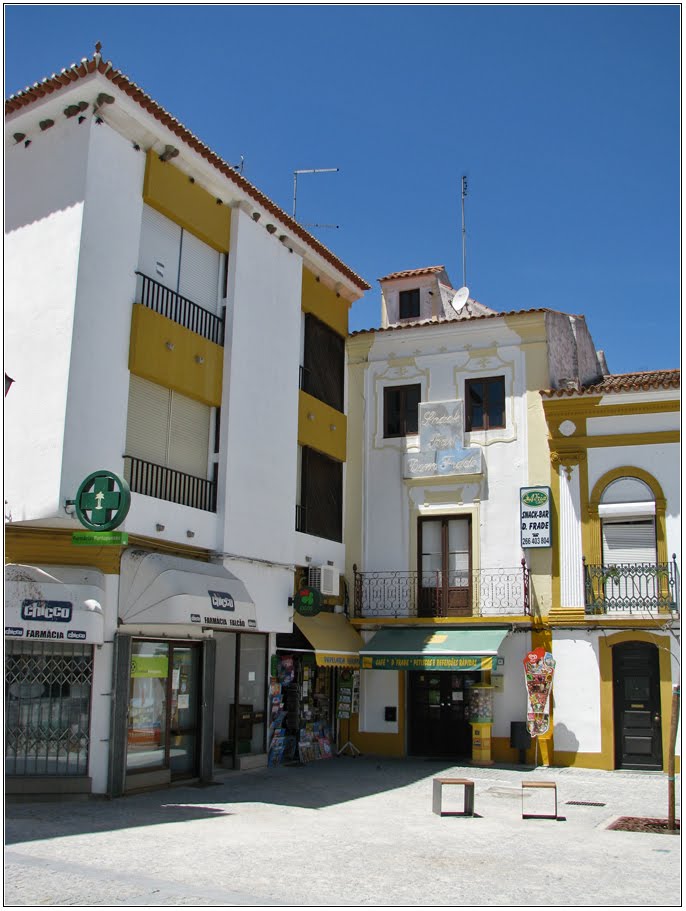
[5,756,466,844]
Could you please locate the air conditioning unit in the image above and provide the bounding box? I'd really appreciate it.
[308,563,340,597]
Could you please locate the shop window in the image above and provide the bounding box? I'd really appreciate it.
[465,376,505,431]
[384,384,421,437]
[297,446,342,542]
[5,641,93,776]
[301,314,344,412]
[399,288,420,320]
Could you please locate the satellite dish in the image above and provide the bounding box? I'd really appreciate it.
[452,286,470,311]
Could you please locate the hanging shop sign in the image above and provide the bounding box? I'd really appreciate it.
[520,487,552,548]
[403,400,483,479]
[523,647,555,736]
[73,470,131,531]
[294,587,323,617]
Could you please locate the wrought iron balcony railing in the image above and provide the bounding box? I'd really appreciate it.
[352,561,530,619]
[583,558,680,615]
[124,455,217,513]
[135,271,225,345]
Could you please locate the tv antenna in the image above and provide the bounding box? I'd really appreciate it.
[461,174,468,288]
[293,167,340,229]
[452,286,470,311]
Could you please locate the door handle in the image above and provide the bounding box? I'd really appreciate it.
[653,714,661,723]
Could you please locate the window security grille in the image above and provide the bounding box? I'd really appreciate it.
[5,641,93,776]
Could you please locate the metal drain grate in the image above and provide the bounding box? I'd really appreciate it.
[566,800,606,807]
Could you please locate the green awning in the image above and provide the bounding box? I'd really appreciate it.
[359,627,509,671]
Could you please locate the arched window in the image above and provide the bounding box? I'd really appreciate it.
[599,477,657,567]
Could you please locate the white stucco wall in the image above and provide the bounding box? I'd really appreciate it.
[4,116,90,521]
[362,323,532,583]
[492,630,531,738]
[551,632,602,753]
[219,207,301,567]
[588,442,681,564]
[61,120,145,514]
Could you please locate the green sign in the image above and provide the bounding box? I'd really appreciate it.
[72,531,129,546]
[294,587,322,617]
[131,655,169,679]
[75,470,131,532]
[361,655,493,672]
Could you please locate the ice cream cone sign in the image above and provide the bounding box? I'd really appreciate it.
[523,647,555,737]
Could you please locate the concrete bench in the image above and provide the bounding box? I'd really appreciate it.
[432,777,475,817]
[521,780,558,819]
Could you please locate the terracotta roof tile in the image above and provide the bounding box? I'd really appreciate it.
[540,369,681,398]
[350,307,553,337]
[377,265,446,282]
[6,54,370,293]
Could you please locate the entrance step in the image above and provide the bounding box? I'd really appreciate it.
[238,753,268,771]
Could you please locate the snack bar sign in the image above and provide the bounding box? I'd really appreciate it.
[520,487,552,549]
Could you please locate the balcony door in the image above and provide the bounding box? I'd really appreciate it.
[418,517,471,617]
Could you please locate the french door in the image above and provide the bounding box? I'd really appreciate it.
[418,516,472,617]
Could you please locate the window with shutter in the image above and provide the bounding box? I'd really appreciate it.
[178,229,221,314]
[125,375,210,480]
[602,519,657,566]
[138,205,182,290]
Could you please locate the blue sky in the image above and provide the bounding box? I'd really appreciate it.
[4,4,681,373]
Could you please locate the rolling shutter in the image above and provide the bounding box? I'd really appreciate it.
[178,230,221,314]
[125,375,210,479]
[168,392,210,478]
[138,204,181,291]
[602,519,657,565]
[125,375,169,466]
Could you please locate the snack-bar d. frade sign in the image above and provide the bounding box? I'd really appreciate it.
[520,487,552,548]
[403,401,483,479]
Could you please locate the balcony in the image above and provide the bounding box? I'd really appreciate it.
[583,558,680,616]
[136,271,225,345]
[352,562,530,619]
[124,455,217,513]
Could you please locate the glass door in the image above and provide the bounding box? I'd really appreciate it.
[169,645,200,777]
[126,640,201,778]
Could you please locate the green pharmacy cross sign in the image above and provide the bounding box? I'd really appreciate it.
[74,470,131,532]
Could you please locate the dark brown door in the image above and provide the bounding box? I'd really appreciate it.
[408,672,472,757]
[418,517,471,617]
[613,642,662,770]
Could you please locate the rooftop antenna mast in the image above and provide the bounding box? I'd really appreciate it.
[461,174,468,288]
[293,167,340,229]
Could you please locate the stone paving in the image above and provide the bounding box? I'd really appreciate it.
[4,758,682,907]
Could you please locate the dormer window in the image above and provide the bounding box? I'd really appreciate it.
[399,288,420,320]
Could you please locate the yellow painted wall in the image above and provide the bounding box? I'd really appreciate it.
[5,527,123,574]
[143,151,231,252]
[298,390,347,462]
[301,268,349,337]
[129,304,223,407]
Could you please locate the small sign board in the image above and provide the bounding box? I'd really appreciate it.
[294,587,322,617]
[72,531,129,546]
[520,486,552,548]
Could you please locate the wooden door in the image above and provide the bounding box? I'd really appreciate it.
[418,517,471,617]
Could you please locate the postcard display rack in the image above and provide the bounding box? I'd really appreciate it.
[468,684,494,765]
[269,655,334,764]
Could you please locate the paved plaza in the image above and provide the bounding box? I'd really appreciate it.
[4,757,682,907]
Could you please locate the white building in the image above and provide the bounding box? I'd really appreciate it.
[5,49,368,795]
[345,265,617,764]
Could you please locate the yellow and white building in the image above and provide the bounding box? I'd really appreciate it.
[344,265,641,765]
[541,369,680,771]
[4,50,368,795]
